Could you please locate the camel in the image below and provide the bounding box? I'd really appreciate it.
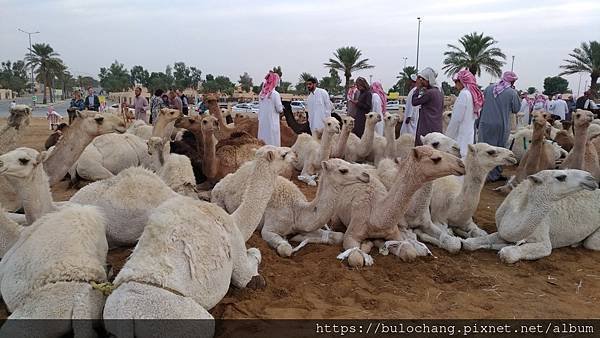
[0,203,21,258]
[331,115,355,158]
[430,143,517,238]
[462,169,600,263]
[442,111,452,134]
[147,136,198,197]
[333,146,465,267]
[497,112,556,193]
[291,117,340,185]
[68,108,181,183]
[560,109,600,180]
[0,204,107,335]
[103,146,292,335]
[343,112,380,163]
[508,126,567,163]
[127,120,153,140]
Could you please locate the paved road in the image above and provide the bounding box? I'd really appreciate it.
[0,96,71,117]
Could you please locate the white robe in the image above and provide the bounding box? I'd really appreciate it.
[400,87,420,135]
[371,93,384,136]
[445,88,475,158]
[306,88,333,132]
[519,98,530,127]
[550,99,568,120]
[258,90,283,146]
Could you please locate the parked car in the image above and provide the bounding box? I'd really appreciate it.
[290,101,305,113]
[386,100,401,111]
[232,103,256,114]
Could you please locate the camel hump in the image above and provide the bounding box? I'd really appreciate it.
[217,132,265,148]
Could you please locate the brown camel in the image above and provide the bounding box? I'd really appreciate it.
[560,109,600,180]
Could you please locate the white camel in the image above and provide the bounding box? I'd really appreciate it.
[462,169,600,263]
[147,136,197,197]
[103,145,292,337]
[343,112,380,163]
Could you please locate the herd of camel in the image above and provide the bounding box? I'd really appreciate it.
[0,95,599,334]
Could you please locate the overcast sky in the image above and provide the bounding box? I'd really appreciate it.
[1,0,599,94]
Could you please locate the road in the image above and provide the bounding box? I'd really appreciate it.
[0,96,71,117]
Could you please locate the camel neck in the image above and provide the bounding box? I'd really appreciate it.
[332,128,351,158]
[358,123,376,157]
[383,127,397,158]
[14,164,56,224]
[531,123,545,145]
[207,101,226,127]
[201,130,218,180]
[0,206,21,257]
[372,160,421,227]
[319,130,336,162]
[571,122,589,169]
[498,185,550,242]
[0,125,26,154]
[296,174,340,231]
[455,158,486,224]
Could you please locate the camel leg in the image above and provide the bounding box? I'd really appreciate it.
[289,229,344,245]
[452,220,488,238]
[230,226,264,289]
[261,226,293,257]
[340,231,372,267]
[414,221,462,253]
[583,227,600,250]
[462,232,510,251]
[498,240,553,264]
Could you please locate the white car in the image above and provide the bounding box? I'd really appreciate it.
[386,100,401,111]
[290,101,305,113]
[232,103,257,114]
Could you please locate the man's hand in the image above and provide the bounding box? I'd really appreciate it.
[405,117,411,124]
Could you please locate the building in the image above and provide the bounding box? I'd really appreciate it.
[0,88,16,100]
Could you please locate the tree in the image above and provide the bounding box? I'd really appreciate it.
[543,76,569,96]
[189,67,202,90]
[320,68,343,95]
[0,60,29,94]
[441,81,459,96]
[98,60,132,93]
[395,66,418,95]
[252,85,262,95]
[294,72,315,95]
[239,72,253,92]
[559,41,600,97]
[173,62,194,89]
[527,87,537,95]
[277,81,292,93]
[24,43,64,103]
[131,65,150,88]
[324,46,374,92]
[77,76,98,90]
[147,72,173,93]
[442,32,506,77]
[202,75,235,95]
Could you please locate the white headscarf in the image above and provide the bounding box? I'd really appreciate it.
[418,67,438,87]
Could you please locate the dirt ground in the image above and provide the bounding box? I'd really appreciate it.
[3,117,600,319]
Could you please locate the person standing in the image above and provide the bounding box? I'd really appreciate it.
[177,89,189,116]
[532,93,548,112]
[446,69,484,158]
[518,92,532,126]
[400,74,420,136]
[411,67,443,145]
[257,71,284,146]
[68,90,84,124]
[84,86,100,111]
[9,100,16,109]
[370,81,387,136]
[477,71,521,182]
[348,77,372,137]
[168,90,183,113]
[346,84,359,118]
[149,89,165,125]
[46,106,63,130]
[305,77,333,133]
[550,94,568,121]
[123,87,149,122]
[576,90,598,111]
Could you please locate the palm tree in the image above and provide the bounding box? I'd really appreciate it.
[25,43,63,104]
[298,72,314,83]
[559,41,600,96]
[324,46,374,92]
[442,32,506,77]
[396,66,418,95]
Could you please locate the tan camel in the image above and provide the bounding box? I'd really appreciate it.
[331,115,355,158]
[560,109,600,180]
[333,146,465,267]
[343,112,381,162]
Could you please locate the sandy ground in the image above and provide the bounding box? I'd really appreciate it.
[2,117,600,319]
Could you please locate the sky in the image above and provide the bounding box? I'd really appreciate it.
[1,0,599,94]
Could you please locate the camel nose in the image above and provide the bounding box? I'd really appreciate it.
[457,159,465,168]
[0,160,3,168]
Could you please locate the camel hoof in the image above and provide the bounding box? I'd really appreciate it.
[470,228,488,238]
[247,248,262,264]
[347,251,364,267]
[498,246,520,264]
[397,243,417,262]
[247,275,267,290]
[441,234,462,253]
[276,243,293,257]
[460,238,478,252]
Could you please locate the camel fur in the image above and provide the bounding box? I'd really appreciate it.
[560,109,600,180]
[0,203,22,258]
[331,115,355,159]
[342,112,380,163]
[147,136,198,198]
[462,170,600,263]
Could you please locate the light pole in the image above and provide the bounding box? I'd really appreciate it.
[511,55,515,71]
[402,57,408,69]
[369,74,373,84]
[18,28,40,105]
[416,17,422,72]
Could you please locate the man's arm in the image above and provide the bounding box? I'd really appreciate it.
[273,91,283,113]
[411,89,431,106]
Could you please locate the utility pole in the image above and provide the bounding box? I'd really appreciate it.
[369,74,373,84]
[403,57,408,69]
[416,17,422,72]
[511,55,515,72]
[18,28,40,106]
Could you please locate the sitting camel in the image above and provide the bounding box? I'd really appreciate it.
[462,170,600,263]
[508,125,567,162]
[333,146,465,267]
[0,205,107,336]
[560,109,600,180]
[147,136,198,197]
[103,146,291,336]
[343,112,380,163]
[0,203,21,257]
[430,143,517,238]
[331,115,355,159]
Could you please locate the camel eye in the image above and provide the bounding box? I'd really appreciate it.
[487,150,497,156]
[202,120,208,124]
[339,168,348,174]
[576,114,580,118]
[327,123,331,126]
[432,142,440,148]
[19,158,30,165]
[431,157,442,164]
[555,175,567,182]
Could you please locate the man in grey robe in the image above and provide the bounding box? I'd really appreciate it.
[477,71,521,182]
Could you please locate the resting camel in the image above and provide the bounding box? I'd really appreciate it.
[462,170,600,263]
[560,109,600,180]
[147,136,198,197]
[331,115,355,158]
[103,146,291,336]
[333,146,465,267]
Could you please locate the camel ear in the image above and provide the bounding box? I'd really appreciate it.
[321,161,330,171]
[411,148,422,160]
[266,150,275,162]
[35,151,46,164]
[467,144,476,153]
[419,135,425,144]
[527,174,543,185]
[94,115,105,123]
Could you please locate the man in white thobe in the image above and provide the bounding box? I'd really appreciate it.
[550,94,568,121]
[400,74,420,135]
[305,77,333,133]
[258,71,284,146]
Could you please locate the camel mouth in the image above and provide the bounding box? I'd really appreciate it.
[505,157,518,165]
[580,180,598,191]
[115,127,127,134]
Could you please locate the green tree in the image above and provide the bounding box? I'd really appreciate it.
[131,65,150,88]
[559,41,600,96]
[189,67,202,89]
[252,85,262,95]
[165,65,175,89]
[320,68,343,95]
[173,62,194,89]
[324,46,374,92]
[442,32,506,77]
[441,81,458,96]
[294,72,315,94]
[239,72,253,92]
[277,81,292,93]
[543,76,569,96]
[395,66,418,96]
[24,43,64,103]
[147,72,173,93]
[77,76,99,90]
[527,87,537,95]
[0,60,29,94]
[98,60,132,93]
[202,75,235,95]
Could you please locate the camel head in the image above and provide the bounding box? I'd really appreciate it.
[573,109,594,129]
[532,111,550,128]
[466,143,517,171]
[527,169,597,201]
[365,112,382,127]
[383,114,400,129]
[322,117,340,135]
[405,146,465,181]
[341,116,355,132]
[174,116,200,131]
[420,132,461,157]
[147,136,167,156]
[203,93,219,104]
[200,115,220,134]
[75,111,127,136]
[321,158,371,186]
[8,105,32,130]
[0,147,44,180]
[157,108,182,125]
[254,145,296,176]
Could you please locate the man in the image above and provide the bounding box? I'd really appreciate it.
[411,67,444,145]
[477,71,521,182]
[576,90,599,113]
[9,100,16,109]
[346,84,359,118]
[177,89,189,116]
[123,87,149,122]
[550,94,568,121]
[400,74,420,136]
[46,105,63,130]
[84,87,100,111]
[168,90,183,113]
[258,71,284,146]
[305,77,333,133]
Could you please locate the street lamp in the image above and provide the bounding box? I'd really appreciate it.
[369,74,373,84]
[416,17,422,72]
[402,57,408,69]
[511,55,515,72]
[18,28,40,105]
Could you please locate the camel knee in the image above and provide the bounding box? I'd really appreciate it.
[583,228,600,251]
[276,242,293,257]
[347,251,364,267]
[440,233,462,253]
